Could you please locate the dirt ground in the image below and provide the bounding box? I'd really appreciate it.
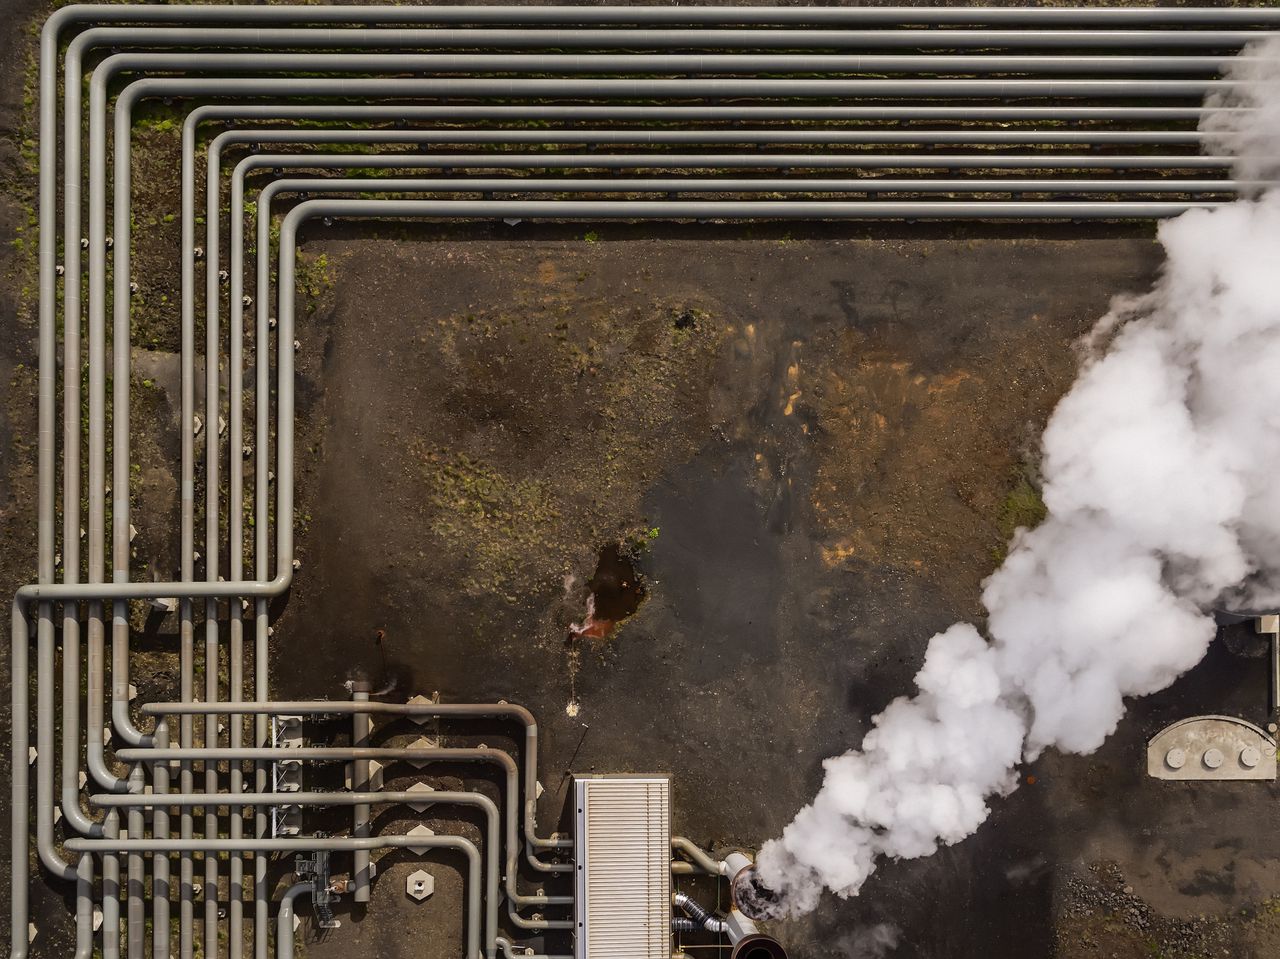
[4,2,1280,958]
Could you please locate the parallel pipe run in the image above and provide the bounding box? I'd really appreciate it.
[15,7,1278,959]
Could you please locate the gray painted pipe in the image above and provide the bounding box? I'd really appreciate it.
[211,150,1240,172]
[91,51,1261,97]
[102,812,121,959]
[153,725,172,959]
[57,34,1280,76]
[351,689,372,904]
[37,3,1280,30]
[46,23,1280,51]
[127,765,146,959]
[120,734,565,868]
[671,837,723,876]
[180,99,1251,122]
[274,883,311,959]
[212,124,1229,147]
[248,170,1243,197]
[75,854,94,959]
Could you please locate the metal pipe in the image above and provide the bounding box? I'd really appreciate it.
[59,38,1280,76]
[671,837,722,876]
[274,883,311,959]
[176,100,1264,122]
[9,602,32,955]
[102,811,121,959]
[127,765,146,959]
[36,600,78,878]
[89,52,1267,98]
[201,83,224,959]
[35,3,1280,28]
[211,125,1233,147]
[42,23,1280,51]
[350,687,372,904]
[153,724,172,959]
[74,854,95,959]
[177,108,198,959]
[220,150,1238,172]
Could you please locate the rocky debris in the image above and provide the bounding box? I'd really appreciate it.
[1056,861,1268,958]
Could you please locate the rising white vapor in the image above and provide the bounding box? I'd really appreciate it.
[756,39,1280,915]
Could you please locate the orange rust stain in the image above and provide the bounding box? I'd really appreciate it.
[536,260,560,285]
[820,541,859,567]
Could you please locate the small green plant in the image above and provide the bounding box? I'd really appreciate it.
[583,230,600,244]
[994,465,1047,563]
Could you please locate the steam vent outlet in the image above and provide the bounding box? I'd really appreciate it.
[731,936,790,959]
[731,863,786,923]
[728,861,790,959]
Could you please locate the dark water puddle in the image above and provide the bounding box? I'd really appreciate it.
[569,543,646,641]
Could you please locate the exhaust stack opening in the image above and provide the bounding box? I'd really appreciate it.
[731,862,787,922]
[731,934,791,959]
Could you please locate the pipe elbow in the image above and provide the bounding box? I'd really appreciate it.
[281,202,315,241]
[503,704,536,729]
[60,790,103,838]
[36,839,76,883]
[110,700,152,748]
[485,748,518,777]
[265,568,293,597]
[86,750,128,794]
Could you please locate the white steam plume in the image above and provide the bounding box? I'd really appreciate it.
[757,39,1280,915]
[833,923,901,959]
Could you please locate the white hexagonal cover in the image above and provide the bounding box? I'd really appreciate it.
[406,782,435,813]
[406,824,436,856]
[406,869,434,901]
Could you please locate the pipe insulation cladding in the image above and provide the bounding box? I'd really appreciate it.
[9,4,1280,959]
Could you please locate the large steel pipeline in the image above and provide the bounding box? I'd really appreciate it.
[15,7,1280,959]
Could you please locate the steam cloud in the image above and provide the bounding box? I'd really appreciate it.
[834,923,901,959]
[757,40,1280,915]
